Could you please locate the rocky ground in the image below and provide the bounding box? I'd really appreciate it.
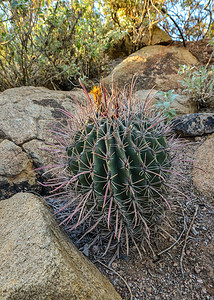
[50,136,214,300]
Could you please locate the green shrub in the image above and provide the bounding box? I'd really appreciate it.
[179,64,214,109]
[0,0,110,91]
[154,90,177,121]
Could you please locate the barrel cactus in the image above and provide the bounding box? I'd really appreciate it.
[44,82,178,257]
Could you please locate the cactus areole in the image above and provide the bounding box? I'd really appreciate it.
[57,83,173,253]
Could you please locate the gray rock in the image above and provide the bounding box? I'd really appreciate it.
[193,133,214,196]
[171,113,214,136]
[0,140,29,176]
[23,139,55,169]
[0,86,85,145]
[0,86,87,199]
[0,139,38,200]
[0,192,122,300]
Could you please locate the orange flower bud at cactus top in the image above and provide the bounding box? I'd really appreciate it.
[90,86,103,112]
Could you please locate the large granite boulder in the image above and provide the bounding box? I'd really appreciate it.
[106,25,172,59]
[0,86,85,145]
[171,113,214,137]
[0,86,87,199]
[104,45,199,91]
[192,133,214,197]
[134,89,197,116]
[141,24,172,46]
[0,192,122,300]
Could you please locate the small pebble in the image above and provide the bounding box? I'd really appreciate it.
[112,262,117,269]
[197,278,203,284]
[145,286,152,293]
[195,266,201,274]
[195,293,201,299]
[83,244,89,256]
[191,226,199,235]
[92,245,99,254]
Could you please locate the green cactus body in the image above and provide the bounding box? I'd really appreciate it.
[41,82,188,258]
[66,113,171,238]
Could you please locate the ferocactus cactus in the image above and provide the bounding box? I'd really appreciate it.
[44,82,178,257]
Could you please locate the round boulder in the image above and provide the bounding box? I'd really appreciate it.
[104,45,199,91]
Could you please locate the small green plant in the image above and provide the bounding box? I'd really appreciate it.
[41,83,187,258]
[154,90,177,121]
[179,64,214,109]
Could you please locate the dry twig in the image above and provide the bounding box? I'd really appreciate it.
[180,205,199,278]
[158,224,186,256]
[96,260,133,300]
